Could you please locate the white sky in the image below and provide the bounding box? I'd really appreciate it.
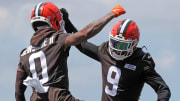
[0,0,180,101]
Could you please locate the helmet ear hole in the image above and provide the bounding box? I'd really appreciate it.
[56,20,59,26]
[54,17,59,26]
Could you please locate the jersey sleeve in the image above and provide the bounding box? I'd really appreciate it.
[15,52,28,101]
[15,62,27,101]
[62,16,100,61]
[55,33,71,52]
[142,53,171,101]
[76,41,100,62]
[18,49,27,71]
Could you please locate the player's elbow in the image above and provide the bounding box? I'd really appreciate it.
[164,85,171,98]
[167,87,171,98]
[157,85,171,101]
[78,31,89,41]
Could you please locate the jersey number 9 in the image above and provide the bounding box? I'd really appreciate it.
[105,66,121,96]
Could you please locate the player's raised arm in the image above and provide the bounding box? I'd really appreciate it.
[61,8,100,61]
[60,8,78,33]
[64,5,126,48]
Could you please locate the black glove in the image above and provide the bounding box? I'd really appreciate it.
[60,8,78,33]
[60,8,69,21]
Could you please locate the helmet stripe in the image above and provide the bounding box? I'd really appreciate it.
[117,20,126,35]
[35,2,44,16]
[119,19,131,35]
[122,19,132,36]
[33,5,37,17]
[38,3,44,16]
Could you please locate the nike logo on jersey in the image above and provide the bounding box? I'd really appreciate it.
[124,64,136,71]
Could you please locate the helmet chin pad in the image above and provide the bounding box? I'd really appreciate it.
[32,21,50,31]
[31,16,52,31]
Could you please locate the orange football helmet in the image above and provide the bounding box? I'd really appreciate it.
[109,19,140,60]
[31,2,64,31]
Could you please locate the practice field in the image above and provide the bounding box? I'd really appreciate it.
[0,0,179,101]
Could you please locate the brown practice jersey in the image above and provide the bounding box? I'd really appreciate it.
[97,42,170,101]
[64,16,171,101]
[18,28,71,90]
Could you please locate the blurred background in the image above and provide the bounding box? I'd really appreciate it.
[0,0,179,100]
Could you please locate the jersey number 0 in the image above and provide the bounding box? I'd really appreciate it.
[29,51,49,91]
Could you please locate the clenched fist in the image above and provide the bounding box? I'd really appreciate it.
[112,5,126,17]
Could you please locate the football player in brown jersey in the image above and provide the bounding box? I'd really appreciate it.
[62,9,171,101]
[15,2,126,101]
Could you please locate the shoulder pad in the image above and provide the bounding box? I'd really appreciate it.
[54,32,67,42]
[20,48,27,56]
[142,53,155,68]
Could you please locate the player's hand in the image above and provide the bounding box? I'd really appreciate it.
[112,5,126,17]
[60,8,69,20]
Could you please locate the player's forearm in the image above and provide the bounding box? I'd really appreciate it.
[60,8,78,33]
[144,69,171,101]
[80,12,115,40]
[15,93,26,101]
[79,4,126,40]
[15,70,27,101]
[64,12,116,47]
[64,18,78,33]
[64,5,125,47]
[63,15,100,61]
[157,86,171,101]
[153,74,171,100]
[76,41,100,61]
